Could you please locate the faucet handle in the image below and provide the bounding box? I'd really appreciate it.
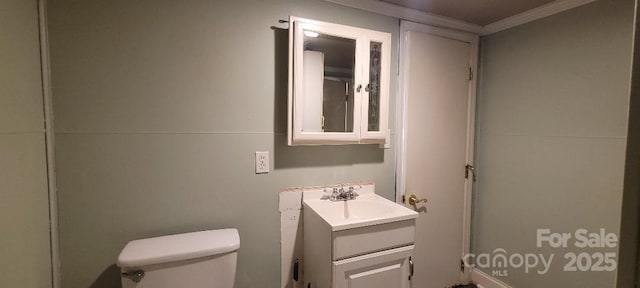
[345,186,357,200]
[323,187,339,195]
[331,187,340,201]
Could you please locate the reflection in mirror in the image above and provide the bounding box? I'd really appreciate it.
[302,30,355,133]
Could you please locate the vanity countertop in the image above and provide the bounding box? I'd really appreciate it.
[302,185,418,231]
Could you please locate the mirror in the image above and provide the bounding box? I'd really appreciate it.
[302,30,356,133]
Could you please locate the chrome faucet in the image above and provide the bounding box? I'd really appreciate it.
[330,186,357,201]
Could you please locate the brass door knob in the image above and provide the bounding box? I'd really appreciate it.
[408,194,428,206]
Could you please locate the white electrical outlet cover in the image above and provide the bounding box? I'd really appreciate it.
[255,151,270,174]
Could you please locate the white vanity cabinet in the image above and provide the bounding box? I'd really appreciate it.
[302,188,417,288]
[288,17,391,146]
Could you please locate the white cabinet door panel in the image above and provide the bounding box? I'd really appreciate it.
[333,246,413,288]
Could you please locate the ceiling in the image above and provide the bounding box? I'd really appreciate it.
[380,0,556,26]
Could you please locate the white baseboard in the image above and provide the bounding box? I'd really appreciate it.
[471,269,512,288]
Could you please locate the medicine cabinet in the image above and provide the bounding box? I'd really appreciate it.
[287,17,391,146]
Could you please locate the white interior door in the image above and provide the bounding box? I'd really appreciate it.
[397,22,478,288]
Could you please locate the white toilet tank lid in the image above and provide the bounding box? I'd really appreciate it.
[117,228,240,268]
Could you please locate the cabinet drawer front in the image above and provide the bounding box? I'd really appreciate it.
[332,219,415,260]
[333,245,413,288]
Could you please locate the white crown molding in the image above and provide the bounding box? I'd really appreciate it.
[322,0,484,34]
[482,0,598,35]
[323,0,597,36]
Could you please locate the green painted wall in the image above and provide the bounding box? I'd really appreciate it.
[46,0,398,287]
[473,0,635,287]
[0,0,52,287]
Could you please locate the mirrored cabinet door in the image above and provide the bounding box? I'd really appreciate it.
[288,17,390,146]
[292,18,363,144]
[302,30,356,134]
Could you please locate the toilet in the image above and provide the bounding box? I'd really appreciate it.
[117,229,240,288]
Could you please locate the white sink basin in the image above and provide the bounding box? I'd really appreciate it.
[303,186,418,231]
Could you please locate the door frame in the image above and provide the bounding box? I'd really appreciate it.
[394,20,479,280]
[37,0,60,287]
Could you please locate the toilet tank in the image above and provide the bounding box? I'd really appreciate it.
[117,229,240,288]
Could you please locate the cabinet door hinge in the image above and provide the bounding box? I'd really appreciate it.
[460,259,465,272]
[469,67,474,81]
[409,257,414,280]
[293,259,299,281]
[465,164,477,182]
